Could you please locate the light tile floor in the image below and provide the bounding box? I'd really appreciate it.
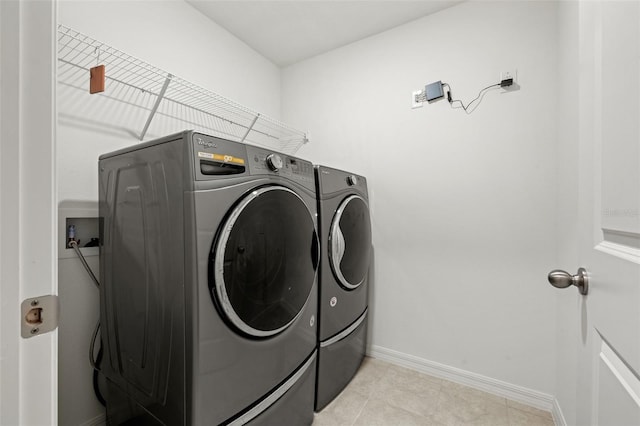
[313,357,555,426]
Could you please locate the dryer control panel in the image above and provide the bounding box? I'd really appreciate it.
[315,165,368,198]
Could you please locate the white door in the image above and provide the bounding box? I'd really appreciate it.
[572,1,640,424]
[0,1,58,425]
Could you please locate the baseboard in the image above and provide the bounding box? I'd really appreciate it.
[80,413,106,426]
[552,397,568,426]
[368,345,555,413]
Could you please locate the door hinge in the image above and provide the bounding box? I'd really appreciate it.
[21,295,59,338]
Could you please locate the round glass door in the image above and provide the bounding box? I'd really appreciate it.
[329,195,372,290]
[210,186,319,338]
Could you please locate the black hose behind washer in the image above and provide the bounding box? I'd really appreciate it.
[93,344,106,407]
[69,240,106,407]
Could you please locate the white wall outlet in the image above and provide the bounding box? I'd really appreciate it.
[412,89,424,109]
[500,69,518,89]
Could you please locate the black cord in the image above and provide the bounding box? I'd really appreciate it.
[442,82,500,113]
[93,343,106,407]
[70,243,107,406]
[90,321,106,406]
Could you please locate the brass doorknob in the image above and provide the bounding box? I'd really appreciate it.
[548,268,589,295]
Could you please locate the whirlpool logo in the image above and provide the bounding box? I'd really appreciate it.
[196,137,218,149]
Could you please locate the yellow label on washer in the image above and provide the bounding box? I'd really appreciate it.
[198,152,245,165]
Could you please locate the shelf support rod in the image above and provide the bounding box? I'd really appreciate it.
[240,113,260,143]
[139,73,173,141]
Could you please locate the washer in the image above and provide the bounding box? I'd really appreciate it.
[314,165,372,411]
[99,131,319,425]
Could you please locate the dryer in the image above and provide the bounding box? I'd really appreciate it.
[99,131,319,425]
[314,165,372,411]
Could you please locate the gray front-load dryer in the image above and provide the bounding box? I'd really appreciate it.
[314,165,372,411]
[99,131,319,425]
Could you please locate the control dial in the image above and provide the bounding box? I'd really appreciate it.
[346,175,358,186]
[266,154,284,171]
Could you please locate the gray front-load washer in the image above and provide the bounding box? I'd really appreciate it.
[314,165,372,411]
[99,131,319,425]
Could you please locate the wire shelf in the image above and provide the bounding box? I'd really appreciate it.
[57,24,309,154]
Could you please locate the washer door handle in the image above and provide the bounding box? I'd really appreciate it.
[331,224,345,268]
[311,229,319,270]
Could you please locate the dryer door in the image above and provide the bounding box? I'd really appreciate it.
[211,186,319,338]
[329,195,372,290]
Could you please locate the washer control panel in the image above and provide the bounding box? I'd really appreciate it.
[191,133,314,188]
[248,146,314,185]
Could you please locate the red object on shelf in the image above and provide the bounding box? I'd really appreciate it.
[89,65,105,94]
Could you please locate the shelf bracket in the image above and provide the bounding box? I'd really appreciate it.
[139,73,173,141]
[240,113,260,143]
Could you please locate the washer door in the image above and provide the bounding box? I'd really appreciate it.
[211,186,319,338]
[329,195,372,290]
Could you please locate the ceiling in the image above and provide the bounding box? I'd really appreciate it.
[187,1,463,67]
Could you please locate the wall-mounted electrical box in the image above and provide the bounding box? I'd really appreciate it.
[412,89,424,109]
[500,69,518,90]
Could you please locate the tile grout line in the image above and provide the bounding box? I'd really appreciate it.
[350,362,388,426]
[349,393,370,426]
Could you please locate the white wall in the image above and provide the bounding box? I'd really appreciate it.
[283,1,559,396]
[58,0,281,202]
[57,1,281,424]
